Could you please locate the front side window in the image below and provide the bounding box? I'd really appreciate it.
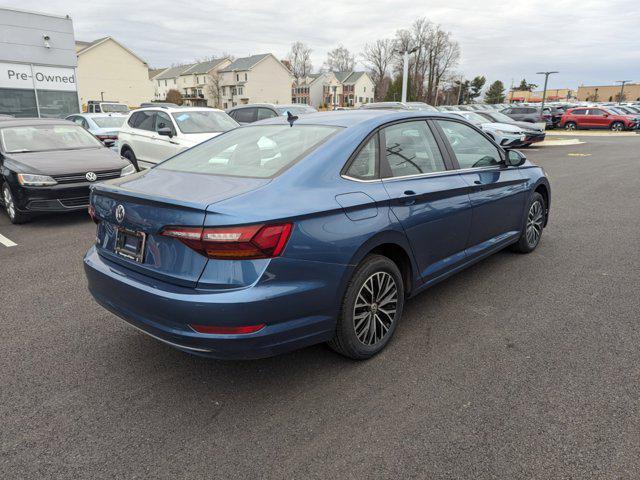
[346,135,378,180]
[157,125,340,178]
[382,121,446,178]
[0,124,102,153]
[171,110,238,134]
[155,111,175,134]
[437,120,501,169]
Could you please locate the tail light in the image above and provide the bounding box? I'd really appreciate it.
[96,135,117,141]
[161,223,293,260]
[88,204,99,224]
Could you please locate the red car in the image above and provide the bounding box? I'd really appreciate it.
[560,107,639,131]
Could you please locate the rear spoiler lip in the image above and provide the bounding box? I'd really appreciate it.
[90,183,209,213]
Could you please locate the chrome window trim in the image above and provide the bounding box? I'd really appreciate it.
[341,165,506,184]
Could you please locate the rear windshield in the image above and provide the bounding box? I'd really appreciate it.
[171,110,238,134]
[0,124,102,153]
[101,104,129,113]
[157,124,341,178]
[93,116,126,128]
[275,106,318,115]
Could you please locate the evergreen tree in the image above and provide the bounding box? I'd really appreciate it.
[385,75,413,102]
[484,81,506,104]
[516,78,538,91]
[470,76,486,101]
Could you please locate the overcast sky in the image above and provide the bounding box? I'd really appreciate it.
[5,0,640,89]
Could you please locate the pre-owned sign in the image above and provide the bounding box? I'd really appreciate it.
[0,62,76,91]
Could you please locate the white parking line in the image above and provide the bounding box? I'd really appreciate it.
[0,233,17,247]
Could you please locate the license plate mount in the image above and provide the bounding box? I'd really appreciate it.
[114,228,146,263]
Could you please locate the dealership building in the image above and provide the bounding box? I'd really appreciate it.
[0,7,79,117]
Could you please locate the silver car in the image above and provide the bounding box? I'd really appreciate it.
[65,113,126,149]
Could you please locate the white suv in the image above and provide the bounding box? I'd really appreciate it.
[118,107,238,168]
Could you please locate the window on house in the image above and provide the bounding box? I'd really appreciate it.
[164,80,167,87]
[359,97,363,103]
[244,73,247,81]
[222,87,226,95]
[236,74,239,82]
[196,76,199,84]
[364,86,366,92]
[238,87,243,95]
[173,79,176,85]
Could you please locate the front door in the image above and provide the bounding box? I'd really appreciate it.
[586,108,609,128]
[380,120,472,282]
[150,111,181,161]
[434,119,527,257]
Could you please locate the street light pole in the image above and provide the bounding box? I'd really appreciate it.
[398,46,418,103]
[615,80,631,104]
[536,71,558,118]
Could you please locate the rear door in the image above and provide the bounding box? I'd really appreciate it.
[257,108,278,121]
[434,119,527,256]
[380,119,472,282]
[128,111,157,165]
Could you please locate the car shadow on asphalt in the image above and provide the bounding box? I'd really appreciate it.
[95,248,525,398]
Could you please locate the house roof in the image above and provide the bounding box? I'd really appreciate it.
[181,59,228,75]
[148,68,167,80]
[333,71,352,83]
[154,64,194,80]
[220,54,271,72]
[75,37,149,66]
[342,71,366,84]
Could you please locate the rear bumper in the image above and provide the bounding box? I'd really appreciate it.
[83,247,342,359]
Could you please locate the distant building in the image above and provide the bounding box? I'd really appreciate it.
[75,37,154,109]
[508,88,575,103]
[218,54,294,108]
[0,7,79,117]
[576,84,640,102]
[293,71,375,108]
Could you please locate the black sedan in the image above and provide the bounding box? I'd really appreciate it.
[0,118,135,224]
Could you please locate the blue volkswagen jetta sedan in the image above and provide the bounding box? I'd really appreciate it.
[84,110,550,360]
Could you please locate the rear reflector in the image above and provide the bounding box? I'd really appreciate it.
[190,323,265,334]
[161,223,292,260]
[88,205,99,224]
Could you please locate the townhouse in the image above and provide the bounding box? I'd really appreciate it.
[292,71,375,108]
[218,54,294,108]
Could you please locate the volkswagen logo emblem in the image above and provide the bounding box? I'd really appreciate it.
[115,204,125,223]
[86,172,97,182]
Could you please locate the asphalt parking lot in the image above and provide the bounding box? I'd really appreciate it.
[1,135,639,479]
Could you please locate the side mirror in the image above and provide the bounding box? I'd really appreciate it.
[602,113,609,118]
[505,149,526,167]
[158,127,173,138]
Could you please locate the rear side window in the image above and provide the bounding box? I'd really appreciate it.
[437,120,501,169]
[257,108,277,121]
[588,109,605,116]
[234,108,256,123]
[157,125,340,178]
[571,109,587,115]
[382,121,446,177]
[345,135,378,180]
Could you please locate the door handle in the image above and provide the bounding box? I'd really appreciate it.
[473,180,482,185]
[401,190,417,206]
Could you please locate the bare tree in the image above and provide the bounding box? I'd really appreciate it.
[362,39,396,101]
[287,42,313,80]
[165,89,183,105]
[206,73,223,108]
[325,45,355,72]
[390,18,461,104]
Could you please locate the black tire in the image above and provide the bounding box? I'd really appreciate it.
[610,121,625,132]
[121,147,140,171]
[564,121,577,131]
[328,254,405,360]
[511,192,546,253]
[2,182,30,224]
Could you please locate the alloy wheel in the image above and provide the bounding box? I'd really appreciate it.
[353,271,398,346]
[611,122,623,132]
[526,200,544,247]
[565,123,576,131]
[3,185,15,220]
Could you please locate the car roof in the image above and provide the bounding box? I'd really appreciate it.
[132,106,223,113]
[0,117,75,128]
[252,109,452,128]
[69,113,126,118]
